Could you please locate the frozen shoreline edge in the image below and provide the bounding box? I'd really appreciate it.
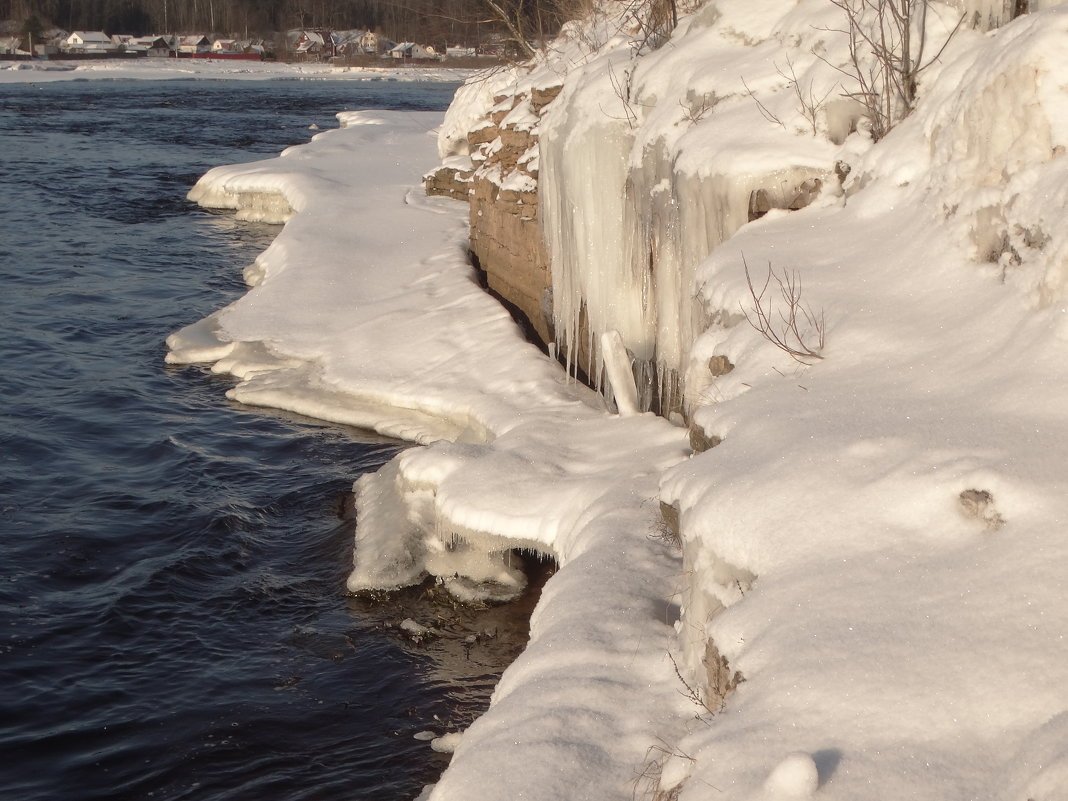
[168,108,697,800]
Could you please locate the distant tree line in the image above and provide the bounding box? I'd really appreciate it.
[0,0,571,50]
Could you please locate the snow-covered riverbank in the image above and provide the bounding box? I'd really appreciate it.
[424,1,1068,798]
[167,109,696,799]
[168,1,1068,799]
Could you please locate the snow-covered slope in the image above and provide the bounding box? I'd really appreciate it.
[432,0,1068,798]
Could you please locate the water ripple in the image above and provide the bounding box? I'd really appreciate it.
[0,79,479,801]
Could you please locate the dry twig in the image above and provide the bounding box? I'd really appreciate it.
[741,257,825,365]
[667,652,720,718]
[778,54,837,136]
[741,76,786,129]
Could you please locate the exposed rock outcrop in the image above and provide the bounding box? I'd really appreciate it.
[424,163,472,202]
[426,85,562,348]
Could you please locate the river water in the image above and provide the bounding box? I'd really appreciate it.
[0,78,534,800]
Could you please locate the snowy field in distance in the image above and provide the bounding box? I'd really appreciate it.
[0,57,479,83]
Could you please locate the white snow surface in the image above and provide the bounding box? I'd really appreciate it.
[170,0,1068,799]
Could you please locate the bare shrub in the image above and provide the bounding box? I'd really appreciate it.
[823,0,964,140]
[778,54,837,136]
[623,0,681,51]
[649,500,682,549]
[741,257,826,365]
[633,740,693,801]
[680,89,720,125]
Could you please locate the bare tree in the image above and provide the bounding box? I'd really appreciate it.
[634,0,677,49]
[481,0,537,57]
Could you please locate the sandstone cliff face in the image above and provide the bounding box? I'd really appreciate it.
[429,58,837,422]
[426,85,562,348]
[429,72,833,420]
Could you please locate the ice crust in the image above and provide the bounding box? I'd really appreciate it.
[167,1,1068,799]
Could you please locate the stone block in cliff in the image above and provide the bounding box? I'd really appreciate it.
[495,181,539,211]
[455,87,557,349]
[424,164,473,202]
[530,84,562,113]
[468,120,499,148]
[497,126,537,173]
[469,187,553,345]
[489,94,521,126]
[748,176,825,222]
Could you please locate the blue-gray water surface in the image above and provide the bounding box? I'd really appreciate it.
[0,77,538,800]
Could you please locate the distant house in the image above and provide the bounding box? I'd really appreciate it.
[64,31,114,53]
[332,29,364,58]
[177,35,211,54]
[0,36,25,55]
[357,30,394,55]
[112,34,153,55]
[389,42,437,61]
[478,33,508,57]
[293,29,335,61]
[135,36,172,57]
[212,38,238,54]
[240,39,268,57]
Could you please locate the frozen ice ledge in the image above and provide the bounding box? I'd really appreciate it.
[168,107,695,800]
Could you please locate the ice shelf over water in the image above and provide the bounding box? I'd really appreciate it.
[167,107,694,799]
[168,1,1068,798]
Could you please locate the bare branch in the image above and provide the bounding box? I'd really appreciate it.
[604,59,639,127]
[483,0,537,59]
[825,0,964,139]
[741,76,785,130]
[679,89,720,125]
[741,257,825,365]
[777,54,837,136]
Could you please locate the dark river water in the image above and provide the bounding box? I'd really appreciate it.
[0,78,537,800]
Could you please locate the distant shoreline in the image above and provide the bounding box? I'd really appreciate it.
[0,52,501,68]
[0,58,481,83]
